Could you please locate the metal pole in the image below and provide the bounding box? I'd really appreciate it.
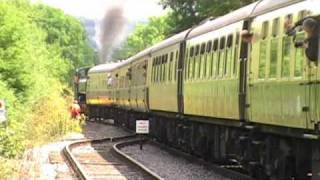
[140,134,143,150]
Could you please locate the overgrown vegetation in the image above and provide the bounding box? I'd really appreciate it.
[0,0,95,177]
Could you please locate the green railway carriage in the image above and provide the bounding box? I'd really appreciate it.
[127,53,149,112]
[85,0,320,179]
[115,64,131,109]
[181,0,320,132]
[184,21,242,120]
[149,38,181,113]
[87,62,123,106]
[249,1,320,130]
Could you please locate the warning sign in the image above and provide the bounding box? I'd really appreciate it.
[136,120,149,134]
[0,100,6,123]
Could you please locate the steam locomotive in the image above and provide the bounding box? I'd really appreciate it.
[75,0,320,179]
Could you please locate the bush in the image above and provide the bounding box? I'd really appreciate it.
[0,0,93,178]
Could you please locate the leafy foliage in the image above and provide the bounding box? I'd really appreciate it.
[160,0,255,33]
[0,1,91,176]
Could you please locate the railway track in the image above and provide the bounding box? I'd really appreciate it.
[64,122,253,180]
[63,135,161,180]
[115,139,254,180]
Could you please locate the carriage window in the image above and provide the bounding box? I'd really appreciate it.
[294,33,305,77]
[225,34,233,76]
[233,32,240,76]
[198,43,206,78]
[298,10,310,20]
[282,37,291,77]
[227,35,233,48]
[176,50,179,60]
[190,47,194,57]
[161,55,165,82]
[259,42,267,79]
[204,41,212,77]
[262,21,269,39]
[170,52,174,61]
[218,37,226,76]
[184,49,188,79]
[188,50,193,79]
[282,14,293,78]
[220,37,225,50]
[200,43,206,55]
[195,45,200,56]
[211,39,218,77]
[151,58,156,82]
[207,41,212,53]
[155,57,159,82]
[213,39,219,51]
[272,18,280,37]
[269,40,278,78]
[284,14,293,29]
[174,50,179,81]
[169,52,174,81]
[269,18,280,78]
[164,54,168,81]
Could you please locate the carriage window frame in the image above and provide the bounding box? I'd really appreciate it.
[190,46,194,57]
[174,50,179,81]
[272,18,280,37]
[195,45,200,56]
[204,41,212,78]
[225,34,233,76]
[161,55,165,82]
[281,14,293,78]
[155,57,159,82]
[220,37,226,50]
[261,21,269,39]
[152,58,155,82]
[211,39,219,77]
[233,32,240,76]
[218,36,226,76]
[164,54,168,82]
[213,39,219,51]
[169,52,174,81]
[200,43,206,55]
[226,34,233,48]
[207,41,212,53]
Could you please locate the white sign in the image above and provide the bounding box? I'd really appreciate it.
[136,120,149,134]
[0,100,6,123]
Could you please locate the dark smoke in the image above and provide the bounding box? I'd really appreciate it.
[100,6,126,63]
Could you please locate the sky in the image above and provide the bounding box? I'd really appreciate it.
[38,0,166,22]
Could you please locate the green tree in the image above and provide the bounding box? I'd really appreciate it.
[160,0,255,33]
[113,16,172,60]
[0,0,94,163]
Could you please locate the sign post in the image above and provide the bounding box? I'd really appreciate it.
[0,100,7,125]
[136,120,149,150]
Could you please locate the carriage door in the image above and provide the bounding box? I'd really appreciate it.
[308,51,320,130]
[177,41,186,114]
[238,20,251,121]
[300,11,320,130]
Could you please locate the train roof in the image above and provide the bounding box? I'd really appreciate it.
[188,0,305,38]
[88,61,124,74]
